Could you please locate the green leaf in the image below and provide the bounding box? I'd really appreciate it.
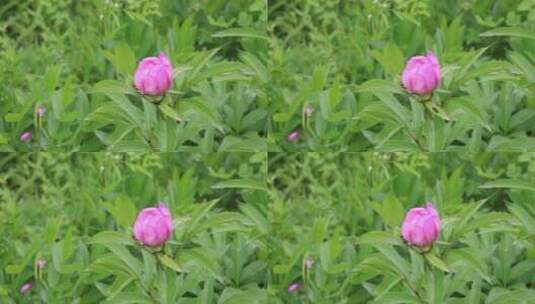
[479,179,535,192]
[508,203,535,234]
[4,264,24,274]
[446,97,490,131]
[425,253,450,272]
[218,287,267,304]
[90,231,136,246]
[239,204,269,235]
[114,42,136,77]
[103,292,151,304]
[212,28,267,40]
[446,248,492,283]
[468,276,482,304]
[177,248,222,282]
[357,231,403,246]
[158,254,186,273]
[454,199,488,237]
[382,195,405,228]
[105,244,143,278]
[355,79,404,95]
[188,48,221,83]
[159,103,184,123]
[239,52,268,83]
[457,47,488,81]
[370,42,405,76]
[90,80,136,96]
[480,27,535,40]
[43,65,61,93]
[212,179,267,192]
[181,99,224,132]
[113,197,137,228]
[374,92,411,127]
[374,245,411,278]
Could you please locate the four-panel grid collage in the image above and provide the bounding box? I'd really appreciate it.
[1,1,534,303]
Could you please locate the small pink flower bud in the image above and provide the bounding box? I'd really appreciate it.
[305,256,314,269]
[20,132,31,142]
[287,131,300,142]
[133,203,174,247]
[401,202,441,247]
[37,106,46,118]
[37,258,46,270]
[288,283,301,293]
[20,283,32,295]
[134,52,174,96]
[304,105,314,117]
[401,52,441,95]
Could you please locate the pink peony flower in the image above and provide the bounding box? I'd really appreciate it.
[134,52,173,95]
[133,203,174,247]
[287,131,300,142]
[20,283,32,295]
[288,283,301,293]
[401,52,441,95]
[401,202,441,247]
[20,132,31,142]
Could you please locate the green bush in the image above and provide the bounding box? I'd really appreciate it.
[0,0,267,151]
[269,0,535,151]
[0,153,268,303]
[268,153,535,303]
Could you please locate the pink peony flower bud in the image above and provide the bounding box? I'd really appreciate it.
[20,132,31,142]
[20,283,32,295]
[287,131,300,142]
[304,105,315,118]
[134,52,173,96]
[37,258,46,270]
[401,202,441,247]
[288,283,301,293]
[37,105,46,118]
[401,52,441,95]
[133,203,174,247]
[305,256,314,269]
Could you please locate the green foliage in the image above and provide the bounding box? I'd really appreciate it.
[269,0,535,151]
[0,0,267,151]
[0,153,268,303]
[268,153,535,302]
